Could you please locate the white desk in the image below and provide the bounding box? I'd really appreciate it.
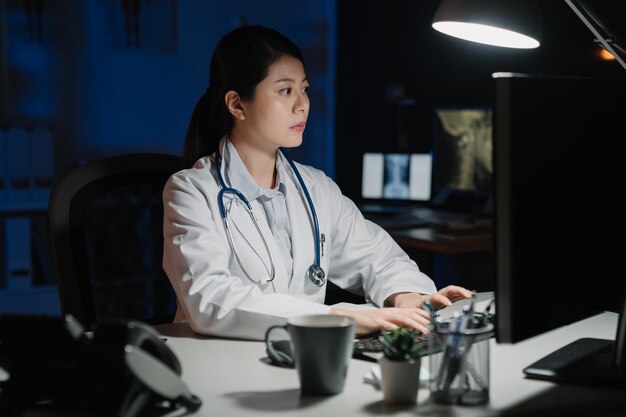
[155,304,626,416]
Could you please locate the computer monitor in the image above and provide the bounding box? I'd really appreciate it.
[494,73,626,386]
[361,152,433,203]
[431,106,493,213]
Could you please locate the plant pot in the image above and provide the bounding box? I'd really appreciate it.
[378,356,421,405]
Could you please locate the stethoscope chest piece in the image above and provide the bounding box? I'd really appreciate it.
[307,264,326,287]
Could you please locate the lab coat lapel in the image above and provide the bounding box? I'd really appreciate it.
[227,197,289,293]
[285,179,317,291]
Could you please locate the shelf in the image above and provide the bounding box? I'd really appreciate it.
[0,201,49,215]
[0,285,61,316]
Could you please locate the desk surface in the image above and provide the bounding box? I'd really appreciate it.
[390,226,492,254]
[155,297,626,417]
[365,212,493,254]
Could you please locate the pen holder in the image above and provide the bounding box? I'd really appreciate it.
[428,320,493,406]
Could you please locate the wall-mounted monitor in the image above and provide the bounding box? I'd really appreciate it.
[361,152,433,202]
[432,106,493,213]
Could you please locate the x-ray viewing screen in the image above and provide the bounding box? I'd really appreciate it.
[361,153,432,201]
[432,106,493,195]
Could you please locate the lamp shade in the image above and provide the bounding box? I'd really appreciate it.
[432,0,541,49]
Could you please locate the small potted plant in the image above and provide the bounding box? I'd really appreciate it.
[378,326,425,405]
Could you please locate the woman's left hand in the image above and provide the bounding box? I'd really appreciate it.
[388,285,474,310]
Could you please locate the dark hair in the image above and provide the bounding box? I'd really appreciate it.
[182,25,305,167]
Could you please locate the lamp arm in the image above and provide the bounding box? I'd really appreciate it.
[565,0,626,71]
[611,43,626,56]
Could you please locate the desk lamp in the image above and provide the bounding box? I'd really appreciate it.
[432,0,626,71]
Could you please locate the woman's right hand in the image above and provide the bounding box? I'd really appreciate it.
[328,306,432,336]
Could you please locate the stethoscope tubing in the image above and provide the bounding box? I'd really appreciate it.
[216,154,277,283]
[214,142,323,286]
[284,157,321,267]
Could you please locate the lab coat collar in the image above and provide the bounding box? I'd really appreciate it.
[222,139,288,202]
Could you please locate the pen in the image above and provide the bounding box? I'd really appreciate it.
[484,298,495,314]
[465,291,479,328]
[422,299,441,332]
[478,298,496,327]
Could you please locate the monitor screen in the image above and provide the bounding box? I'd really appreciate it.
[361,152,432,202]
[432,106,493,212]
[494,73,626,386]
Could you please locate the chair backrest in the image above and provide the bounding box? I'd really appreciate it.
[48,153,185,329]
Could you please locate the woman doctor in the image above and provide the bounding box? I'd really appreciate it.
[162,25,472,340]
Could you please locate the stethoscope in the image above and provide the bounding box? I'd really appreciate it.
[215,142,326,287]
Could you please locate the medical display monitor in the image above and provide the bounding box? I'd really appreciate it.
[361,152,432,202]
[432,106,493,197]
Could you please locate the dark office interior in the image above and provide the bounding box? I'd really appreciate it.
[3,1,626,416]
[1,0,625,314]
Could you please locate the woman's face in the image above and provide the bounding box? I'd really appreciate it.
[238,55,310,151]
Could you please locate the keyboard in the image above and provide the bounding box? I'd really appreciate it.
[352,313,496,361]
[352,331,433,361]
[353,333,386,354]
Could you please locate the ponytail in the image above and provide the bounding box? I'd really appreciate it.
[182,85,232,167]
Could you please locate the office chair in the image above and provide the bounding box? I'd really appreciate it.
[48,153,185,329]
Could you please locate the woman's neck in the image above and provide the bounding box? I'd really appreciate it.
[229,135,277,189]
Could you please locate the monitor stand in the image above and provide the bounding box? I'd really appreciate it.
[523,294,626,387]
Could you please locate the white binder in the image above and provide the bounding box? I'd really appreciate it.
[0,129,6,204]
[30,127,55,206]
[5,127,32,204]
[4,216,32,291]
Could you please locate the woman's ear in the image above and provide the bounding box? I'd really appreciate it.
[225,90,246,120]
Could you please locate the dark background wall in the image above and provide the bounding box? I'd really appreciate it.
[0,0,336,315]
[1,0,336,177]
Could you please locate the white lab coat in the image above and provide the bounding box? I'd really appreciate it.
[162,147,436,340]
